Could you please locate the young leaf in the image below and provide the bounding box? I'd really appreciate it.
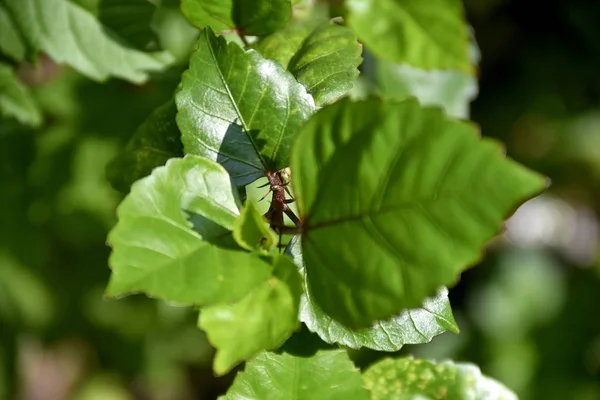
[106,99,183,193]
[253,20,362,106]
[0,4,29,61]
[233,202,278,252]
[106,156,272,305]
[199,255,302,375]
[286,236,458,351]
[346,0,472,73]
[181,0,291,36]
[363,357,518,400]
[222,350,370,400]
[3,0,172,83]
[291,98,547,327]
[376,61,478,119]
[0,63,42,127]
[176,28,315,186]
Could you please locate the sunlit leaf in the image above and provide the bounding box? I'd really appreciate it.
[254,20,362,106]
[233,202,278,252]
[106,156,272,304]
[363,357,518,400]
[181,0,291,36]
[3,0,172,83]
[107,99,183,193]
[0,63,42,126]
[287,235,458,351]
[222,350,370,400]
[199,255,302,375]
[292,98,546,327]
[346,0,472,72]
[176,28,315,186]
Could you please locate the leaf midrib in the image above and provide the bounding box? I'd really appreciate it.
[205,30,269,171]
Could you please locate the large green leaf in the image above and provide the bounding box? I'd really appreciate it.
[0,4,28,60]
[176,29,315,186]
[291,98,546,327]
[254,20,362,106]
[346,0,472,73]
[222,350,370,400]
[0,63,41,127]
[181,0,291,36]
[286,236,457,351]
[106,99,183,193]
[106,156,273,304]
[363,357,518,400]
[376,61,477,119]
[3,0,172,83]
[199,255,302,375]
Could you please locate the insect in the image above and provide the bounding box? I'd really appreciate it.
[260,168,300,249]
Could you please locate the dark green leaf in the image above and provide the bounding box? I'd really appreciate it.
[222,350,370,400]
[0,63,42,126]
[97,0,161,51]
[286,237,458,351]
[363,357,518,400]
[176,29,315,186]
[0,4,28,60]
[291,98,546,327]
[3,0,172,83]
[233,202,278,252]
[106,156,273,304]
[199,255,302,375]
[181,0,291,36]
[376,61,477,119]
[346,0,472,73]
[254,20,362,106]
[107,99,183,193]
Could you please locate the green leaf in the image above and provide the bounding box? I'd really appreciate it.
[181,0,291,36]
[376,61,477,119]
[0,63,42,127]
[176,28,315,186]
[222,350,370,400]
[199,255,302,375]
[3,0,172,83]
[346,0,472,73]
[96,0,161,51]
[287,235,458,351]
[106,156,273,304]
[253,20,362,106]
[291,98,546,327]
[363,357,518,400]
[0,4,28,60]
[233,202,278,252]
[106,99,183,193]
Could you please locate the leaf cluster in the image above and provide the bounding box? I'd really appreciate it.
[0,0,547,397]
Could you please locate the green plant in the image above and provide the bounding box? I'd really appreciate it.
[0,0,546,397]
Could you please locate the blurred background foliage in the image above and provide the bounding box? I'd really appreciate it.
[1,0,600,399]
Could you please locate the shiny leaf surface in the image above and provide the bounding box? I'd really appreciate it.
[254,20,362,106]
[176,29,315,185]
[233,202,278,252]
